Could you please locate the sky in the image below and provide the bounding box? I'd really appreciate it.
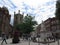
[0,0,57,25]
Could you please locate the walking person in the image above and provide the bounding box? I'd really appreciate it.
[1,32,7,45]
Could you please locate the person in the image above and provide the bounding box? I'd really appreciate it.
[1,32,7,45]
[12,30,20,43]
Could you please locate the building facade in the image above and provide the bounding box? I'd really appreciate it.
[44,17,60,33]
[36,17,60,37]
[14,10,23,26]
[0,6,11,37]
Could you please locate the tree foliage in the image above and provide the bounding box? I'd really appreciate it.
[55,1,60,23]
[15,15,37,34]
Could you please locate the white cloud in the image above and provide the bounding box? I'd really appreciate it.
[0,0,57,24]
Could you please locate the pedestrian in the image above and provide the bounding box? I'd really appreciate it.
[12,30,20,43]
[1,32,7,45]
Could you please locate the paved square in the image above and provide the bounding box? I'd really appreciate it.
[0,38,59,45]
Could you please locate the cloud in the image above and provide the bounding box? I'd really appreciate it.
[8,0,17,8]
[0,0,57,24]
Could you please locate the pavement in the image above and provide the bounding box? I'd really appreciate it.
[0,38,38,45]
[0,38,60,45]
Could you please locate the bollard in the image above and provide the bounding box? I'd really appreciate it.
[38,37,40,45]
[48,39,49,45]
[57,39,59,45]
[28,37,30,45]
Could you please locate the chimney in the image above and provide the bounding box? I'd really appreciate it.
[18,10,20,14]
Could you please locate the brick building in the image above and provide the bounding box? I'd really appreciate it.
[0,6,11,37]
[36,17,60,37]
[44,17,60,33]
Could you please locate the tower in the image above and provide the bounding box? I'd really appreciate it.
[14,10,23,26]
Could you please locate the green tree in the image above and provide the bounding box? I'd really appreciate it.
[15,14,37,34]
[55,1,60,23]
